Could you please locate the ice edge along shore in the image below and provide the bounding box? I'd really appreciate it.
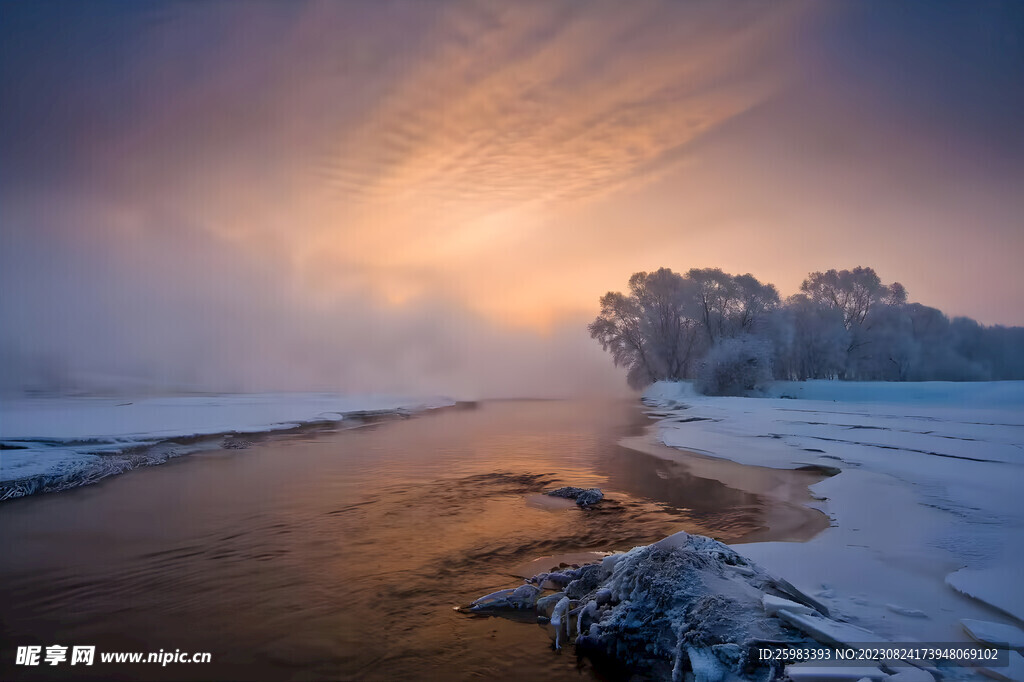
[639,380,1024,648]
[0,393,455,500]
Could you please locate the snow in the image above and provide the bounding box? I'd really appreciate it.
[0,392,453,498]
[960,619,1024,650]
[640,380,1024,657]
[948,569,1024,623]
[977,651,1024,682]
[763,380,1024,408]
[0,392,452,442]
[763,593,818,617]
[775,608,888,647]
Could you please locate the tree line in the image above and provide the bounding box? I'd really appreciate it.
[589,266,1024,393]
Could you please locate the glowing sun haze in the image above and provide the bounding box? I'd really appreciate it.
[1,1,1022,396]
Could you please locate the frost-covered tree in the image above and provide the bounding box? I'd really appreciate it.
[974,325,1024,380]
[781,294,848,380]
[799,267,905,331]
[902,305,982,381]
[588,269,701,388]
[591,263,1023,388]
[850,304,918,381]
[799,267,906,377]
[588,291,653,388]
[733,273,781,336]
[686,267,737,346]
[686,268,779,345]
[633,269,703,381]
[695,335,773,396]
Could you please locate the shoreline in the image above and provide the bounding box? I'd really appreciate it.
[640,381,1024,650]
[0,393,455,501]
[618,430,831,544]
[456,385,1024,680]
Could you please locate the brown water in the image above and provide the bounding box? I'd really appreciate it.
[0,399,824,681]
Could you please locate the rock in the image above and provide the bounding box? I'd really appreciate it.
[574,488,603,507]
[686,645,730,682]
[564,563,603,599]
[466,583,541,611]
[536,572,573,590]
[545,486,587,499]
[536,592,566,618]
[711,643,742,668]
[961,618,1024,651]
[561,532,811,679]
[462,531,888,680]
[544,486,604,508]
[601,553,623,575]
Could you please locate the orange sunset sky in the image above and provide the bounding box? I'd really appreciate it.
[1,1,1022,396]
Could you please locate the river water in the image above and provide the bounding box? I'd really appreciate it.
[0,399,825,681]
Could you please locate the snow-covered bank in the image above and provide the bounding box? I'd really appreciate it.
[0,393,454,500]
[641,381,1024,671]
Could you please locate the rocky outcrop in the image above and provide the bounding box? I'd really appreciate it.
[545,486,604,508]
[462,531,933,682]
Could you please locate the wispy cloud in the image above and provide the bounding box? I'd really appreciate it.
[318,2,797,211]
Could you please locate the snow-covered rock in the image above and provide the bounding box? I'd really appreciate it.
[544,486,604,508]
[466,584,541,611]
[464,531,877,681]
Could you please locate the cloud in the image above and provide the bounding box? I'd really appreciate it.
[317,2,797,210]
[3,1,1020,397]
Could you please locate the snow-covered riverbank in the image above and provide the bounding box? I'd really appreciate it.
[641,381,1024,673]
[0,393,454,500]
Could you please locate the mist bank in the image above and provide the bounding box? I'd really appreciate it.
[0,213,627,400]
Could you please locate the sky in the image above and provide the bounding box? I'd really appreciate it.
[1,1,1022,397]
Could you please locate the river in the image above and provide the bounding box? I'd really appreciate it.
[0,399,826,681]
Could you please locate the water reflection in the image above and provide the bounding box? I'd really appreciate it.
[0,399,822,681]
